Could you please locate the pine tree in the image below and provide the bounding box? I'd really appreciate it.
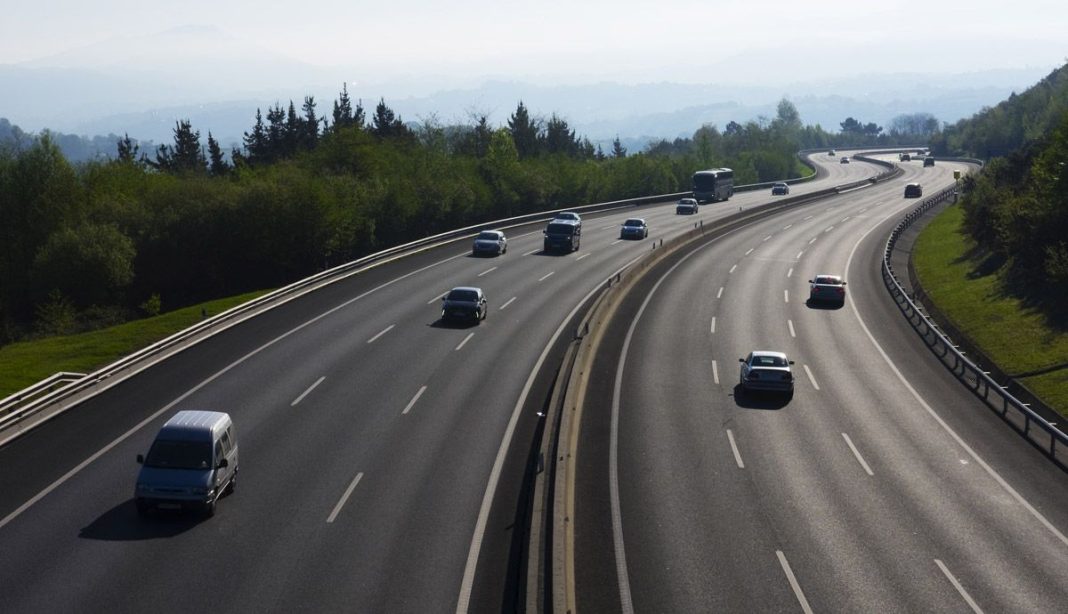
[170,119,206,174]
[243,108,269,164]
[285,100,301,156]
[116,133,140,164]
[266,104,286,160]
[207,132,229,176]
[371,98,407,139]
[611,135,627,158]
[544,114,577,156]
[508,101,540,158]
[301,96,319,149]
[332,83,354,132]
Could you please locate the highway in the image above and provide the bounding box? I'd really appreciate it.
[0,154,869,612]
[573,156,1068,612]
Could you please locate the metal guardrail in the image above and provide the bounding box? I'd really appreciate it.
[0,372,85,424]
[882,184,1068,460]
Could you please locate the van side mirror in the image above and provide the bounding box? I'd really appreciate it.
[136,454,144,464]
[807,280,813,283]
[738,358,744,363]
[789,360,795,365]
[217,458,229,469]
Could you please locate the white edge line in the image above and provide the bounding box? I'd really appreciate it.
[712,360,719,385]
[455,332,475,351]
[803,364,819,390]
[402,385,428,415]
[499,296,517,310]
[777,551,815,614]
[367,323,396,344]
[326,472,364,523]
[291,376,326,407]
[841,432,874,476]
[727,429,745,468]
[935,559,984,614]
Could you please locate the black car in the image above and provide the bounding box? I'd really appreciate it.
[441,287,487,323]
[904,183,923,198]
[771,182,789,195]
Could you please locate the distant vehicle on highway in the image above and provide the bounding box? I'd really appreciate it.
[771,182,790,195]
[923,156,935,167]
[441,287,487,323]
[828,150,836,156]
[840,156,850,164]
[899,152,911,161]
[692,168,734,202]
[553,211,582,224]
[472,230,507,256]
[135,410,238,517]
[808,274,847,305]
[543,219,581,253]
[904,183,923,198]
[676,197,699,214]
[739,351,795,395]
[619,218,649,240]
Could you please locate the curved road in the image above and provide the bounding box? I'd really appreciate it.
[574,156,1068,612]
[0,154,872,612]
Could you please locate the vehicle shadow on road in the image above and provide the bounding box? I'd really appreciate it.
[79,499,203,541]
[731,384,792,410]
[805,299,844,310]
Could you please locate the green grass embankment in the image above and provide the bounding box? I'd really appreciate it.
[0,290,271,399]
[913,204,1068,417]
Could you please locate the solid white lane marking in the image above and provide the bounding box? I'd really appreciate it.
[499,296,517,310]
[455,332,475,351]
[935,559,984,614]
[367,324,395,344]
[745,248,754,256]
[787,267,794,278]
[727,429,745,468]
[477,266,497,277]
[844,210,1068,549]
[764,235,773,242]
[327,472,364,523]
[796,250,804,260]
[538,271,555,282]
[611,239,624,245]
[788,319,796,338]
[842,432,874,476]
[729,264,737,274]
[808,237,817,245]
[402,385,427,415]
[783,224,793,230]
[291,376,326,407]
[428,293,447,304]
[576,253,591,261]
[803,364,819,390]
[784,290,789,303]
[777,551,814,614]
[712,360,719,384]
[717,287,724,299]
[710,317,716,333]
[524,248,540,256]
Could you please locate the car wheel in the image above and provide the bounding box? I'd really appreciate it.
[226,472,237,494]
[204,497,217,518]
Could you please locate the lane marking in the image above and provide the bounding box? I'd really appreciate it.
[717,287,724,299]
[842,432,874,476]
[499,296,517,310]
[803,215,813,221]
[291,376,325,407]
[477,266,497,277]
[788,319,796,338]
[428,293,446,304]
[326,472,364,523]
[842,216,851,222]
[611,239,624,245]
[803,364,820,390]
[712,360,719,385]
[727,429,745,468]
[824,226,834,233]
[602,224,617,230]
[763,235,773,242]
[538,271,555,282]
[367,324,395,344]
[576,253,591,261]
[710,317,717,334]
[729,264,737,274]
[524,248,540,256]
[784,290,789,303]
[783,224,793,230]
[745,248,755,256]
[935,559,984,614]
[796,250,804,260]
[777,551,814,614]
[787,267,793,278]
[402,385,427,415]
[808,237,817,245]
[455,332,475,351]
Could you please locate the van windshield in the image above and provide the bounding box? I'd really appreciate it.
[546,223,574,235]
[145,439,212,470]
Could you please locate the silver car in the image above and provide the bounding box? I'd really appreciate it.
[676,198,699,214]
[739,351,795,394]
[808,274,847,305]
[620,218,648,240]
[472,230,507,256]
[553,211,582,223]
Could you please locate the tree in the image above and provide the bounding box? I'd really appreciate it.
[544,114,577,156]
[116,133,140,164]
[31,223,136,309]
[301,96,319,149]
[243,108,269,164]
[508,101,540,159]
[149,120,205,174]
[611,135,627,158]
[207,132,229,177]
[332,83,354,132]
[371,98,408,139]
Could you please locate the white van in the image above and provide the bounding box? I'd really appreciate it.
[135,410,238,517]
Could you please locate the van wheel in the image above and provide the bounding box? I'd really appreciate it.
[204,498,217,518]
[226,474,237,494]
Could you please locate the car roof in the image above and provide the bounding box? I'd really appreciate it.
[161,410,230,440]
[477,230,502,236]
[907,182,921,187]
[813,274,842,282]
[549,218,579,225]
[450,286,482,294]
[624,218,645,223]
[750,350,788,360]
[773,182,787,186]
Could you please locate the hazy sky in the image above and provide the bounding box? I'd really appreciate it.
[2,0,1066,84]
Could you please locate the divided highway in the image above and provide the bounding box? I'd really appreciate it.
[0,154,869,612]
[573,156,1068,612]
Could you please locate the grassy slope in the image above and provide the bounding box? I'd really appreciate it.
[0,290,270,399]
[913,204,1068,416]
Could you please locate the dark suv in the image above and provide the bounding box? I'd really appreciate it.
[543,219,581,253]
[904,183,923,198]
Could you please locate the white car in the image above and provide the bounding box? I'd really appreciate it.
[553,211,582,223]
[676,198,699,214]
[739,351,795,395]
[472,230,507,256]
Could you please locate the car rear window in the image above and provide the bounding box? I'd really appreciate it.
[624,220,643,227]
[815,277,841,285]
[447,290,478,301]
[477,231,499,240]
[752,355,787,367]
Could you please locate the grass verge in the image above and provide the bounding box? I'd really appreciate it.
[0,290,271,399]
[913,203,1068,416]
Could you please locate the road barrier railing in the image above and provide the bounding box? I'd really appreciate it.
[882,184,1068,464]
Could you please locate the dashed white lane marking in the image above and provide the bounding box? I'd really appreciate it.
[745,248,754,256]
[712,360,719,384]
[402,385,427,415]
[710,317,716,334]
[784,290,789,303]
[763,235,773,242]
[808,237,817,245]
[499,296,517,310]
[729,264,737,274]
[455,332,475,351]
[538,271,555,282]
[576,253,591,261]
[428,293,446,304]
[727,429,745,468]
[796,251,804,260]
[717,287,724,299]
[477,266,497,277]
[803,364,820,390]
[803,215,813,221]
[326,472,364,523]
[841,216,851,222]
[787,267,794,278]
[788,319,796,338]
[524,248,540,256]
[611,239,624,245]
[842,432,874,476]
[777,551,814,614]
[602,224,617,230]
[783,224,793,230]
[935,559,984,614]
[291,376,326,406]
[367,324,395,344]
